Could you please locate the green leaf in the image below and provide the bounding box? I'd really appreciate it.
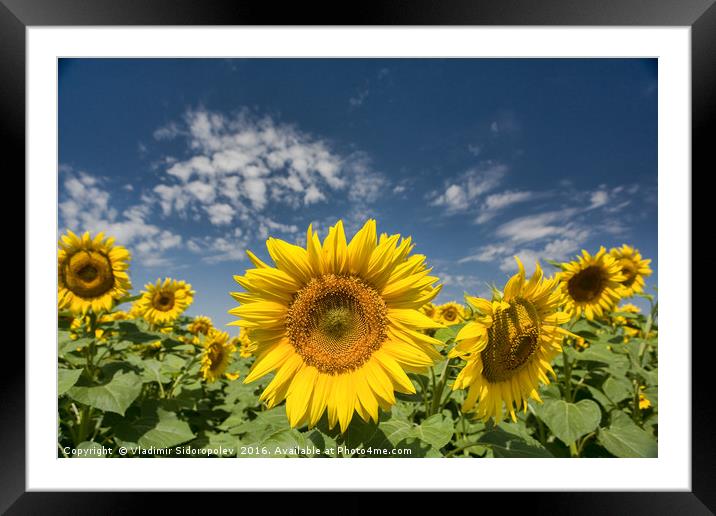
[58,368,83,396]
[305,429,338,457]
[598,411,657,458]
[479,426,553,458]
[536,399,602,446]
[258,429,308,457]
[107,403,196,452]
[59,334,91,355]
[434,323,464,343]
[602,376,633,404]
[413,414,454,449]
[138,417,195,449]
[67,370,142,416]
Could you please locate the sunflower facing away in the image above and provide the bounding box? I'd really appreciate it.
[436,301,465,326]
[450,258,572,422]
[558,247,625,320]
[609,245,653,297]
[200,329,239,383]
[58,230,132,314]
[135,278,195,326]
[236,328,258,358]
[230,219,443,432]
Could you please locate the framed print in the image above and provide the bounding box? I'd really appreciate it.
[5,0,710,512]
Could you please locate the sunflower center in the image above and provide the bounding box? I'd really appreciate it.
[567,266,606,302]
[618,259,637,287]
[481,298,541,383]
[207,342,224,371]
[286,274,388,375]
[443,307,458,321]
[152,290,176,311]
[64,251,115,298]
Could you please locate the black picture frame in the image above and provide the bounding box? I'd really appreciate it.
[5,0,708,512]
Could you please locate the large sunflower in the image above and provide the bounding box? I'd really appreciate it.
[436,301,465,326]
[558,247,625,320]
[451,258,572,422]
[230,219,443,432]
[609,245,652,297]
[200,329,239,383]
[135,278,195,326]
[58,230,132,314]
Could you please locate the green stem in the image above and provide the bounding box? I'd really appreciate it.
[562,349,573,403]
[77,405,92,444]
[168,354,200,398]
[569,441,579,457]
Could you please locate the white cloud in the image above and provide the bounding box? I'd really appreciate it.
[589,189,609,209]
[205,203,234,226]
[149,108,388,230]
[458,243,514,264]
[476,190,534,224]
[349,88,369,107]
[59,169,183,267]
[153,122,181,141]
[430,162,507,214]
[500,237,583,273]
[495,208,586,243]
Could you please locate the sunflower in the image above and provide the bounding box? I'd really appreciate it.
[235,328,258,358]
[58,230,132,314]
[638,387,652,410]
[421,302,437,321]
[200,330,239,383]
[557,247,625,320]
[135,278,195,326]
[612,303,641,327]
[451,258,572,422]
[609,245,652,297]
[436,301,465,325]
[188,315,213,336]
[230,219,443,432]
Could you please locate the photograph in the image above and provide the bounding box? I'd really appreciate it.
[56,57,658,460]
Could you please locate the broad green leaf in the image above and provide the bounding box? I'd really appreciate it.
[140,359,171,385]
[434,323,465,343]
[258,428,308,457]
[59,335,91,355]
[479,426,553,458]
[68,370,142,416]
[597,411,657,458]
[305,429,338,457]
[138,417,195,449]
[413,414,454,449]
[107,403,195,452]
[602,376,633,404]
[58,368,83,396]
[536,399,602,446]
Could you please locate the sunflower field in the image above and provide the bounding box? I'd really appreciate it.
[57,222,657,458]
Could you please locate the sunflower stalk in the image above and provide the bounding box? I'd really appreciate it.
[429,357,451,416]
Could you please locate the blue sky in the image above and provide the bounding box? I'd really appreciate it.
[58,58,658,328]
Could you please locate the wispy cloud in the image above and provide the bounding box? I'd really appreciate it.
[428,162,508,214]
[59,168,183,267]
[475,190,535,224]
[146,107,391,257]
